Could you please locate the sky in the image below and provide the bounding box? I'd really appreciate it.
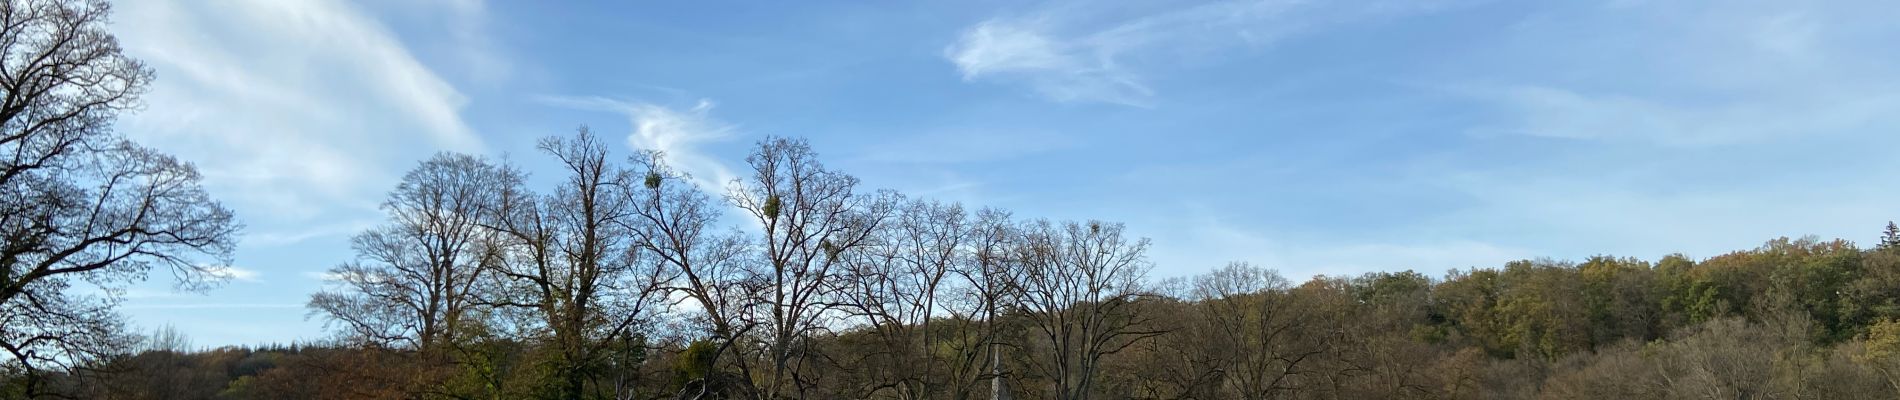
[102,0,1900,347]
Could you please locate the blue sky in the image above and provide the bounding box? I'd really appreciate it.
[105,0,1900,347]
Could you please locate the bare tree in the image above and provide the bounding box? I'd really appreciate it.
[1186,262,1325,399]
[482,128,674,399]
[838,197,972,399]
[952,208,1018,400]
[623,149,755,398]
[308,153,506,350]
[1006,220,1160,400]
[0,0,238,395]
[726,136,892,399]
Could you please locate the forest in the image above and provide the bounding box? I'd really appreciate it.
[8,0,1900,399]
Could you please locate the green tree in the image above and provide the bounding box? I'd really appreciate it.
[1880,222,1900,251]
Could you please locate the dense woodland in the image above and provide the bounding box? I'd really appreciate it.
[9,0,1900,399]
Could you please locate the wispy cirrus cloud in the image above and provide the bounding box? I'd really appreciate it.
[535,96,740,190]
[947,19,1155,106]
[305,269,382,284]
[204,265,263,283]
[946,0,1466,106]
[113,0,484,238]
[245,219,381,248]
[108,0,491,347]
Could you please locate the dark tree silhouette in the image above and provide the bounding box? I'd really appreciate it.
[309,153,508,350]
[0,0,238,395]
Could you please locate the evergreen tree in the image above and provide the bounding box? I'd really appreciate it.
[1882,221,1900,250]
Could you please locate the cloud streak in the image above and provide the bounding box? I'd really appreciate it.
[113,0,483,238]
[945,0,1461,105]
[536,96,740,191]
[204,265,263,283]
[947,19,1154,106]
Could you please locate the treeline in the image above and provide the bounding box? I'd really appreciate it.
[30,127,1900,399]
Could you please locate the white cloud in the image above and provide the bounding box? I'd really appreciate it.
[947,20,1153,106]
[945,0,1460,105]
[536,96,739,190]
[948,21,1072,77]
[112,0,483,239]
[203,265,262,283]
[304,271,342,282]
[122,288,184,300]
[306,269,392,286]
[304,271,344,282]
[245,219,380,248]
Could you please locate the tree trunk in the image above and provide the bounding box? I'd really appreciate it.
[991,347,1012,400]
